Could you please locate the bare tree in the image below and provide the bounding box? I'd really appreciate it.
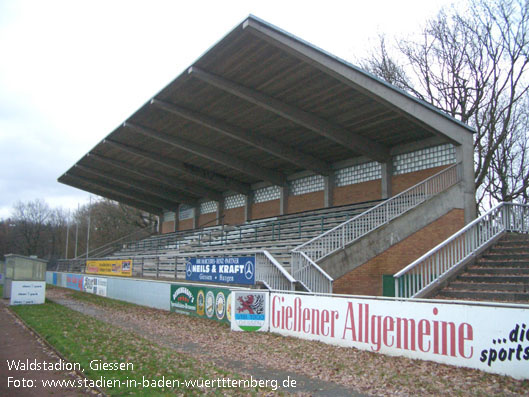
[10,199,53,256]
[361,0,529,210]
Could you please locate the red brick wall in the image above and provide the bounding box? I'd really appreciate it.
[251,199,280,220]
[160,221,175,234]
[333,208,465,296]
[197,213,216,228]
[287,191,324,214]
[333,179,381,206]
[392,165,449,195]
[224,207,245,225]
[178,218,193,231]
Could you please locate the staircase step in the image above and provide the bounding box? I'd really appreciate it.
[449,282,528,292]
[458,275,529,283]
[438,290,529,302]
[466,267,529,275]
[476,260,529,267]
[482,253,529,260]
[488,247,529,254]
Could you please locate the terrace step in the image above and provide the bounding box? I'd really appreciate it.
[437,290,529,301]
[434,232,529,303]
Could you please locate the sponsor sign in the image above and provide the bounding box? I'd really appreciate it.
[83,277,108,297]
[10,281,46,305]
[185,256,255,285]
[169,284,232,324]
[86,259,132,277]
[270,292,529,380]
[231,291,269,332]
[65,274,84,291]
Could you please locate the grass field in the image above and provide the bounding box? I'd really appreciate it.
[10,299,267,396]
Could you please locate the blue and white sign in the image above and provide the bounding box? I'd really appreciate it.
[185,256,255,285]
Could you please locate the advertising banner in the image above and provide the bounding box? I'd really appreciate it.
[86,259,132,277]
[170,284,232,324]
[231,291,269,332]
[10,281,46,305]
[185,256,255,285]
[270,292,529,380]
[65,274,84,291]
[83,276,108,297]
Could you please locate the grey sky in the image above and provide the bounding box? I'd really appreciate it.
[0,0,454,219]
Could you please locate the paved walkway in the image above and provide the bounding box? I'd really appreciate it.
[0,301,97,396]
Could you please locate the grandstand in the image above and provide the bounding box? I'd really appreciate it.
[57,16,479,296]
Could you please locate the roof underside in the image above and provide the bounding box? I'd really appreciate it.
[59,16,473,214]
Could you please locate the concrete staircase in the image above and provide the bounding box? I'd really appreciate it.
[436,233,529,303]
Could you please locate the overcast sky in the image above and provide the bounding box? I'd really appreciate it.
[0,0,455,219]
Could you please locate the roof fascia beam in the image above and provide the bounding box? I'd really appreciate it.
[150,99,332,176]
[103,139,251,195]
[76,164,198,206]
[242,18,473,145]
[70,170,181,210]
[188,66,390,163]
[89,153,224,202]
[123,121,287,187]
[59,173,163,215]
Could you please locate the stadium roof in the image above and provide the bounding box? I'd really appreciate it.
[59,15,474,215]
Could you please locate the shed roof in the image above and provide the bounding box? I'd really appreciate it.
[59,15,474,214]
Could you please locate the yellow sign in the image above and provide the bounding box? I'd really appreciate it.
[86,259,132,277]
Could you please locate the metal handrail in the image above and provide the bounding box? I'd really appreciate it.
[291,164,461,293]
[56,249,295,291]
[394,202,529,298]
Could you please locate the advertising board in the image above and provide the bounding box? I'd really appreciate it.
[86,259,132,277]
[185,256,255,285]
[269,292,529,379]
[170,284,232,324]
[10,281,46,305]
[231,291,269,332]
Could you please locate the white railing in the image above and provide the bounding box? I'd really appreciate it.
[291,164,461,292]
[394,202,529,298]
[55,249,295,290]
[256,251,296,291]
[291,251,333,293]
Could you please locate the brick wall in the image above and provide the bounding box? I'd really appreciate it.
[160,165,453,233]
[251,199,279,220]
[178,218,193,231]
[224,207,245,225]
[287,191,324,214]
[160,221,175,234]
[392,165,448,195]
[197,213,216,228]
[333,208,465,296]
[333,179,381,206]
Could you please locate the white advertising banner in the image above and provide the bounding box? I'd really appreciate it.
[270,292,529,380]
[10,281,46,305]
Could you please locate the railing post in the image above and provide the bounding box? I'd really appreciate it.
[156,257,160,279]
[174,257,178,279]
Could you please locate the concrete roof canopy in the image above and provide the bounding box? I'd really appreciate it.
[59,15,474,214]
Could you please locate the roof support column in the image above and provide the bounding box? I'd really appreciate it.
[244,193,253,222]
[192,207,199,229]
[381,159,393,199]
[457,136,477,223]
[324,174,335,208]
[280,186,289,216]
[216,200,224,226]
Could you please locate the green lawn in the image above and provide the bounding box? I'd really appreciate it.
[11,300,264,396]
